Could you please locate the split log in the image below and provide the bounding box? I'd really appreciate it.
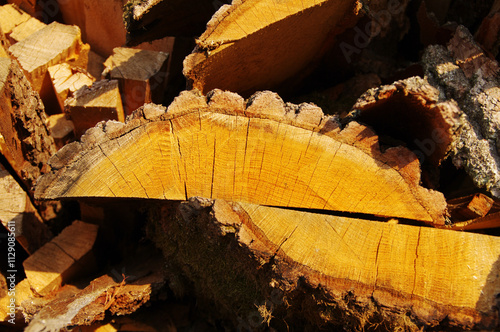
[0,56,56,192]
[183,0,362,97]
[6,0,39,17]
[64,79,125,138]
[0,4,30,37]
[123,0,231,43]
[23,244,166,330]
[102,47,169,116]
[46,113,75,150]
[8,21,90,102]
[8,16,46,44]
[35,90,447,224]
[0,164,52,254]
[48,62,95,112]
[422,25,500,198]
[22,220,98,296]
[57,0,127,57]
[145,197,500,330]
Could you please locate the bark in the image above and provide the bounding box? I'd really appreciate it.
[0,56,56,192]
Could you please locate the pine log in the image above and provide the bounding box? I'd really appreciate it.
[422,26,500,198]
[102,47,169,116]
[145,197,500,330]
[64,79,125,138]
[48,62,95,112]
[0,56,56,192]
[36,90,447,224]
[0,164,52,254]
[22,220,98,296]
[183,0,361,97]
[8,22,90,99]
[123,0,231,43]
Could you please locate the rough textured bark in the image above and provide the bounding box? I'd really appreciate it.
[146,197,500,331]
[35,89,447,224]
[0,56,56,192]
[422,25,500,198]
[183,0,362,97]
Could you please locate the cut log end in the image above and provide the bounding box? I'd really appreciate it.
[35,89,448,225]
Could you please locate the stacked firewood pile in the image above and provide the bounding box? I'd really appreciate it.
[2,0,500,331]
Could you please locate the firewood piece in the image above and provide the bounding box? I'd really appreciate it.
[148,198,500,330]
[422,26,500,198]
[0,279,32,324]
[8,16,46,44]
[0,164,52,254]
[36,90,447,224]
[123,0,231,43]
[48,63,95,112]
[0,56,56,192]
[23,220,98,296]
[0,4,30,36]
[6,0,39,16]
[9,22,90,93]
[448,211,500,231]
[447,193,495,220]
[350,76,463,168]
[46,113,75,150]
[183,0,361,97]
[102,47,169,115]
[65,80,125,138]
[24,245,166,330]
[475,0,500,57]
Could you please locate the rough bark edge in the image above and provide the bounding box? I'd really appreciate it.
[422,26,500,198]
[34,89,447,224]
[1,56,56,192]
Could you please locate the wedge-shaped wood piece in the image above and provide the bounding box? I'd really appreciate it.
[183,0,361,96]
[48,63,95,112]
[36,90,447,224]
[47,114,75,150]
[0,164,52,254]
[103,47,169,115]
[9,22,90,93]
[23,220,98,296]
[151,199,500,330]
[65,79,125,138]
[0,56,56,191]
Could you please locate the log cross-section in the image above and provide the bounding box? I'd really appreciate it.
[35,90,447,224]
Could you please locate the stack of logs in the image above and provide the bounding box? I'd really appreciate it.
[2,0,500,331]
